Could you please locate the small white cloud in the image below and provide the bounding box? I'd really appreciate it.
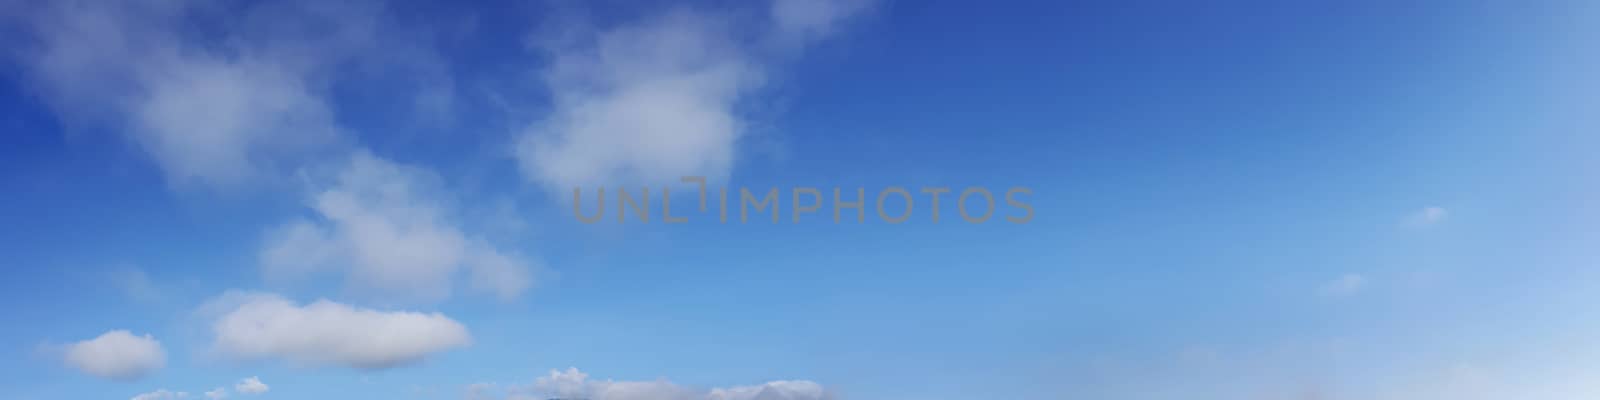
[63,330,166,380]
[235,376,269,395]
[131,389,188,400]
[464,382,499,400]
[204,387,227,400]
[511,368,832,400]
[1404,206,1449,227]
[1319,274,1368,297]
[532,368,596,399]
[516,10,756,191]
[205,292,471,369]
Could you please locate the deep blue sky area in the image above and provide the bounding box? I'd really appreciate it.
[1,1,1597,399]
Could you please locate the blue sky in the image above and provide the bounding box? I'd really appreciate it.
[2,1,1599,399]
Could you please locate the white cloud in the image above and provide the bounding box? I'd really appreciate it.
[491,368,832,400]
[144,377,257,400]
[516,10,755,190]
[9,0,364,188]
[62,330,166,380]
[235,376,269,395]
[1404,206,1449,227]
[1319,273,1368,297]
[8,0,464,190]
[128,56,343,186]
[131,389,188,400]
[205,292,470,369]
[514,1,869,191]
[260,152,535,302]
[709,381,829,400]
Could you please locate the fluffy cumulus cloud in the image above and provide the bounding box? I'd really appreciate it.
[62,330,167,380]
[203,292,470,369]
[481,368,832,400]
[204,388,227,400]
[234,376,269,395]
[260,152,535,302]
[515,0,870,191]
[130,389,189,400]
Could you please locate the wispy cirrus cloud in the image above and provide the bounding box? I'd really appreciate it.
[472,368,832,400]
[1403,206,1449,227]
[1319,273,1368,297]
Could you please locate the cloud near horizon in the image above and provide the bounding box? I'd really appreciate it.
[129,389,188,400]
[132,376,267,400]
[234,376,269,395]
[468,367,833,400]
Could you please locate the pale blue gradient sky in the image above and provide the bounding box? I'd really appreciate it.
[1,1,1598,399]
